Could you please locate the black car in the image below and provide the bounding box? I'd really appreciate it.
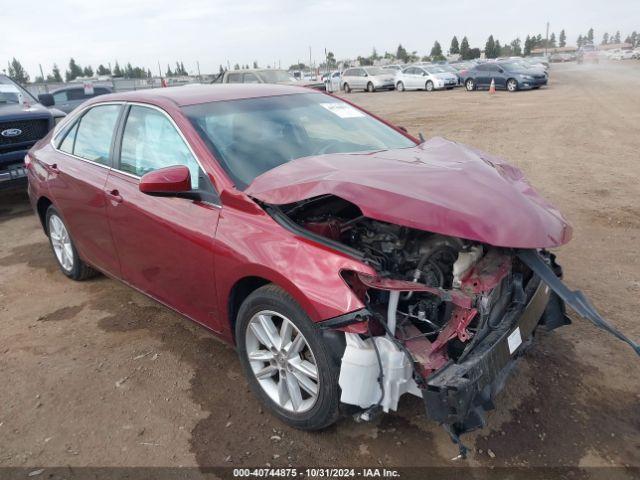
[40,84,112,113]
[462,62,548,92]
[0,75,65,189]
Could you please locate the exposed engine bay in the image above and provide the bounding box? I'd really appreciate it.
[270,193,638,456]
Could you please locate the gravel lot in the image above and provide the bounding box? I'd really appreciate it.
[1,62,639,473]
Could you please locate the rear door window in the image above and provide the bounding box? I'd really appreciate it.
[226,73,242,83]
[72,104,121,165]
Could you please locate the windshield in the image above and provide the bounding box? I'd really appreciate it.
[258,70,293,83]
[365,67,387,76]
[0,75,38,104]
[183,93,416,189]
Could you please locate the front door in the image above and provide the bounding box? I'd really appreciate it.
[104,104,221,328]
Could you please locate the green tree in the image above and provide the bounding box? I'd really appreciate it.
[485,35,496,58]
[602,33,609,45]
[51,64,62,82]
[395,44,408,62]
[460,36,471,59]
[65,58,83,82]
[326,52,336,68]
[449,35,460,54]
[613,31,621,44]
[430,41,444,60]
[83,66,94,77]
[253,60,259,68]
[587,28,594,43]
[96,64,110,75]
[549,33,556,48]
[559,29,567,47]
[510,38,522,56]
[370,47,380,61]
[113,62,123,77]
[524,35,532,56]
[577,35,584,47]
[8,58,30,83]
[494,40,502,56]
[233,63,240,70]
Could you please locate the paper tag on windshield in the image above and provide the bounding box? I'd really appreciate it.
[507,327,522,354]
[320,103,365,118]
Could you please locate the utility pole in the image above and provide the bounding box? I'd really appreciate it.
[39,64,48,92]
[196,61,201,80]
[309,46,312,71]
[545,22,550,56]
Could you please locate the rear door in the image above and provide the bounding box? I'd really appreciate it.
[104,104,221,327]
[44,103,123,276]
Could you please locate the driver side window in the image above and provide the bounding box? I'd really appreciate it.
[119,106,200,189]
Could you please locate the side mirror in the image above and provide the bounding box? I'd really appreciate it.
[498,68,504,73]
[38,93,55,107]
[422,72,427,76]
[139,165,198,199]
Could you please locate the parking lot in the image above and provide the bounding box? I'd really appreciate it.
[1,62,639,471]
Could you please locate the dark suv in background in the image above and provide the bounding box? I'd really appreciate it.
[0,75,65,189]
[40,85,112,113]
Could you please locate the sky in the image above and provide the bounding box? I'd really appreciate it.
[1,0,638,78]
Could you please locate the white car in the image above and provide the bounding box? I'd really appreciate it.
[323,71,342,93]
[612,50,635,60]
[395,65,458,92]
[341,67,396,92]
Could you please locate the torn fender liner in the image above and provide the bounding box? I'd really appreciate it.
[422,278,551,434]
[246,138,572,248]
[517,249,640,356]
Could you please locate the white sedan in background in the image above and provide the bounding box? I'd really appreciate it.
[395,65,458,92]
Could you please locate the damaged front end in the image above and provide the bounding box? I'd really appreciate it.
[262,193,638,455]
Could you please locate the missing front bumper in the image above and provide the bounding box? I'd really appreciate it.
[421,279,552,435]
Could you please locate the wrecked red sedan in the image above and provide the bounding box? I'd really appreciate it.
[26,85,637,453]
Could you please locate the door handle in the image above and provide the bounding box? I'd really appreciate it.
[47,163,60,174]
[106,189,123,204]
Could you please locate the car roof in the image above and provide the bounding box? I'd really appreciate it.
[93,83,311,107]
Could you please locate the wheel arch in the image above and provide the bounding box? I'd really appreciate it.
[224,268,323,344]
[36,196,54,233]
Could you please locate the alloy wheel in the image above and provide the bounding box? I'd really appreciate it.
[49,214,74,272]
[426,81,434,92]
[507,79,518,92]
[397,82,405,92]
[245,310,319,413]
[466,79,475,91]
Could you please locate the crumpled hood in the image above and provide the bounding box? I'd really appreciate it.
[245,137,572,248]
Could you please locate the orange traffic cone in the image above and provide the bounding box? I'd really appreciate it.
[489,78,496,94]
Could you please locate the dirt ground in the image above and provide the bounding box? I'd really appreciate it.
[1,62,639,474]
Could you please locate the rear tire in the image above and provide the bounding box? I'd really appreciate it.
[45,206,98,281]
[465,78,475,91]
[396,81,405,92]
[236,284,341,431]
[366,82,375,93]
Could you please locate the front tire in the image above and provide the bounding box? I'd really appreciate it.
[236,285,341,431]
[507,78,518,92]
[465,78,475,91]
[366,82,375,93]
[343,82,351,93]
[425,80,434,92]
[46,206,98,281]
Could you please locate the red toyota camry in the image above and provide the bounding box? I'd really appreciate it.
[25,84,636,450]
